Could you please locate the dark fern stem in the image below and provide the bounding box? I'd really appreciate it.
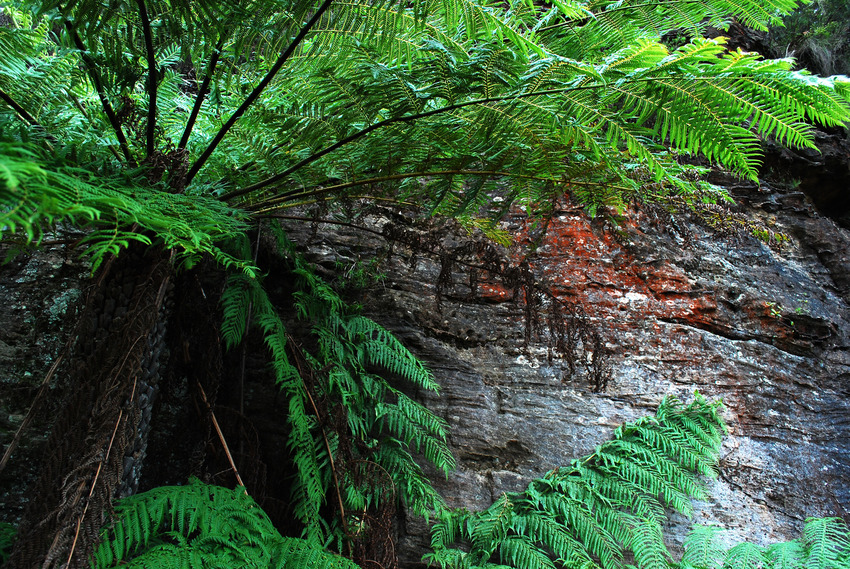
[347,460,399,569]
[585,331,611,393]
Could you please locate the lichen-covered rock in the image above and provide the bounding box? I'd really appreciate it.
[284,167,850,565]
[0,246,89,523]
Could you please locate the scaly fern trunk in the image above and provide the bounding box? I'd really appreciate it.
[6,245,173,568]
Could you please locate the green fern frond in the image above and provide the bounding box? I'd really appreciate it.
[472,494,514,556]
[510,508,595,568]
[223,269,333,542]
[372,442,448,517]
[724,542,768,569]
[630,519,669,569]
[764,540,806,569]
[0,141,253,274]
[500,535,557,569]
[430,393,726,569]
[0,522,15,565]
[271,535,360,569]
[6,0,848,231]
[538,0,805,61]
[682,525,728,569]
[803,517,850,569]
[624,420,719,479]
[217,252,453,546]
[92,479,357,569]
[677,519,850,569]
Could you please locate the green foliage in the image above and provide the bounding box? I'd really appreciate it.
[1,0,848,255]
[91,478,359,569]
[89,396,729,569]
[1,0,849,565]
[0,522,15,564]
[90,464,850,569]
[425,393,727,569]
[85,390,849,569]
[767,0,850,76]
[678,518,850,569]
[220,253,453,548]
[0,142,253,274]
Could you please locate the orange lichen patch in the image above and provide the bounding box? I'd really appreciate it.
[499,207,717,329]
[477,281,513,302]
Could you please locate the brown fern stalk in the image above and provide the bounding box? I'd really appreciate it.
[134,0,158,159]
[186,0,336,185]
[196,381,248,492]
[65,376,136,567]
[58,3,135,166]
[239,169,555,210]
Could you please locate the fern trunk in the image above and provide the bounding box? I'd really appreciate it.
[6,244,173,569]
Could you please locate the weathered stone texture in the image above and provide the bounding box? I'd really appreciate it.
[286,173,850,564]
[0,247,89,522]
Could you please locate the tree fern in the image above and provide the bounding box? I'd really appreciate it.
[425,393,727,569]
[3,0,850,565]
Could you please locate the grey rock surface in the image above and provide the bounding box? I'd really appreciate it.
[0,246,89,522]
[285,175,850,565]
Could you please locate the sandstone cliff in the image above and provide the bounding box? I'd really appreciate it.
[283,136,850,564]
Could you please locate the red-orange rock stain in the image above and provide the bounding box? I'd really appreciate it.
[474,206,720,335]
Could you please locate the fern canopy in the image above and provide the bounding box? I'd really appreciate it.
[1,0,850,266]
[426,393,727,569]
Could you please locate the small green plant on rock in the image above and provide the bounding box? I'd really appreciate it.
[765,301,783,320]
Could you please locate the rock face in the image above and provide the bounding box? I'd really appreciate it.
[285,166,850,565]
[1,145,849,567]
[0,247,89,523]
